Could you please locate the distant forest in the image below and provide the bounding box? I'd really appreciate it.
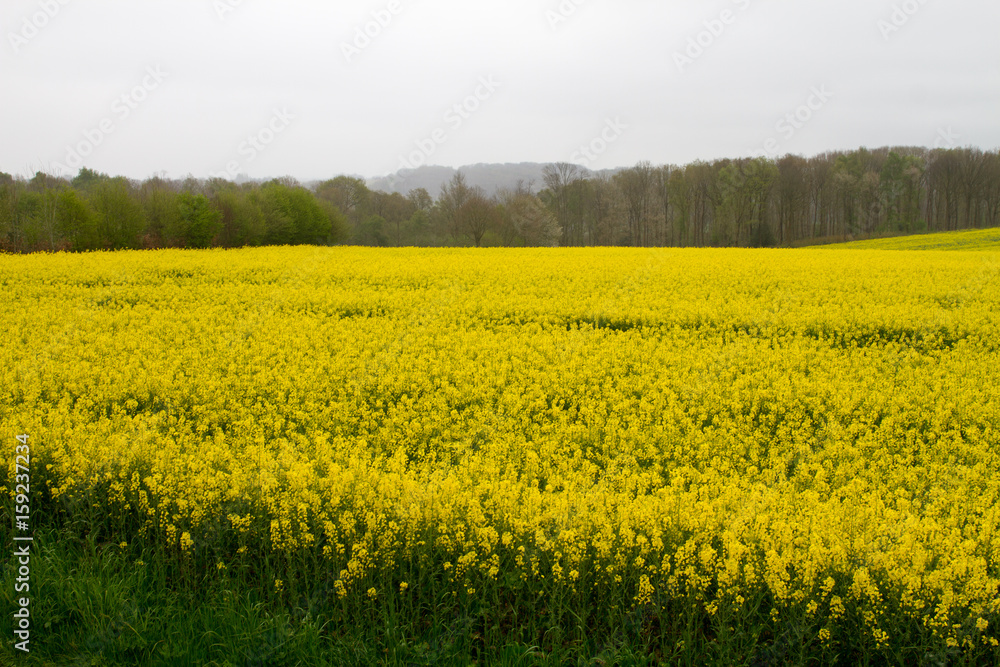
[2,145,999,252]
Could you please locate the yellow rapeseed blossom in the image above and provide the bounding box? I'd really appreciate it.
[1,246,998,646]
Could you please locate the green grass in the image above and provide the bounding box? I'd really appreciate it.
[3,517,994,666]
[827,227,1000,251]
[0,520,700,666]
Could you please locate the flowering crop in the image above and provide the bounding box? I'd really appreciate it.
[2,245,999,652]
[834,226,1000,251]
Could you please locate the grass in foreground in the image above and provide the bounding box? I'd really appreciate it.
[4,520,985,666]
[1,522,795,666]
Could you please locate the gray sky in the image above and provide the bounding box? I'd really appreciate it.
[2,0,999,182]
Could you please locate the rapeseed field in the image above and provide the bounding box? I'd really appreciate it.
[2,244,998,663]
[834,226,1000,251]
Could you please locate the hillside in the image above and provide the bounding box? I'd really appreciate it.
[830,227,1000,251]
[366,162,622,196]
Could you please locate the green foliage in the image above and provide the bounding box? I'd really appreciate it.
[140,182,183,247]
[56,188,99,250]
[89,177,147,249]
[4,144,1000,254]
[715,158,778,247]
[317,176,372,236]
[176,192,222,248]
[257,181,333,245]
[749,220,776,248]
[251,186,293,244]
[0,169,355,252]
[210,184,266,248]
[879,151,924,233]
[14,190,45,247]
[0,179,14,249]
[399,208,438,246]
[317,199,350,245]
[356,214,389,246]
[71,166,110,192]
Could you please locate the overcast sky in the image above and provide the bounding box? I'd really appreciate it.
[2,0,998,182]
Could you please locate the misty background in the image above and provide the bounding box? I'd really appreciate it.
[1,0,999,184]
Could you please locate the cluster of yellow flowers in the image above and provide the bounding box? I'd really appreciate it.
[2,245,999,648]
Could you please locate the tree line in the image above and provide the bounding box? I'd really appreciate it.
[541,146,1000,248]
[0,170,347,252]
[1,145,998,253]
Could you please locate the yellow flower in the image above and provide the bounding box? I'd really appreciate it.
[7,245,1000,649]
[635,575,654,605]
[830,596,845,619]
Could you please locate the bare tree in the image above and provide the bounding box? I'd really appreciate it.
[614,161,655,246]
[654,165,673,246]
[984,151,1000,227]
[927,150,962,231]
[776,155,808,245]
[542,163,582,245]
[439,171,473,242]
[959,148,989,228]
[498,183,560,246]
[456,187,499,247]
